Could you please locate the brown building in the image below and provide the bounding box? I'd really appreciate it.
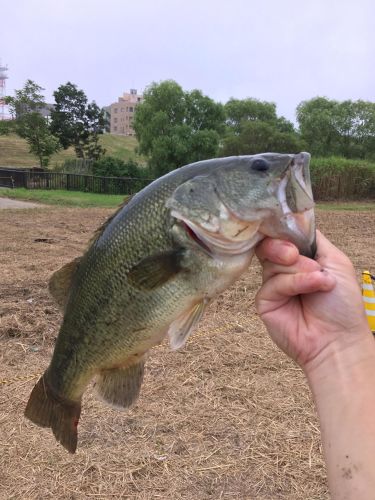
[110,89,143,135]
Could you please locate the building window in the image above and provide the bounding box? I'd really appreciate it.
[114,117,118,123]
[137,97,141,102]
[114,126,117,131]
[129,107,133,112]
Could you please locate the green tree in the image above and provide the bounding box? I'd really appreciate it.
[50,82,106,160]
[224,98,278,132]
[297,97,375,158]
[5,80,61,167]
[222,97,302,155]
[0,120,13,135]
[221,121,303,156]
[296,97,340,156]
[133,80,225,176]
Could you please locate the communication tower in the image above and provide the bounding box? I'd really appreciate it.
[0,61,9,120]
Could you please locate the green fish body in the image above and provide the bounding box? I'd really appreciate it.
[25,153,316,453]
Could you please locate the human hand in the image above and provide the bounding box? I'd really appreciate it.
[255,230,371,373]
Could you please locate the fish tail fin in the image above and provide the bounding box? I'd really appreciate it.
[95,359,145,409]
[24,374,81,454]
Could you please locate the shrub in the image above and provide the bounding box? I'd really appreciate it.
[92,156,141,177]
[310,157,375,200]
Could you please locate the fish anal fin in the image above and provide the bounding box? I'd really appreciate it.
[168,300,207,350]
[48,257,82,310]
[95,359,145,409]
[127,249,185,290]
[24,374,81,454]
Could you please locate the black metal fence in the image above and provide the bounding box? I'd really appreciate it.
[0,168,154,195]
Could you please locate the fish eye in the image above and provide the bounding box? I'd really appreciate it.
[251,159,270,172]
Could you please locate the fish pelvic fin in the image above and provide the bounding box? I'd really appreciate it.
[24,374,81,454]
[94,359,145,409]
[168,300,207,350]
[49,257,82,310]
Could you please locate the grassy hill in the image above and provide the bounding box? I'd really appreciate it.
[0,133,142,168]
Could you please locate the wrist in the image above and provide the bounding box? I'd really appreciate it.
[303,329,375,398]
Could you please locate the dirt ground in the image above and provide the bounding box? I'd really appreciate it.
[0,206,374,499]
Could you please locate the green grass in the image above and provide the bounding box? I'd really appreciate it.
[0,134,74,167]
[0,133,142,168]
[0,188,126,208]
[100,134,143,162]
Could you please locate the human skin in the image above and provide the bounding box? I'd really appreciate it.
[255,231,375,500]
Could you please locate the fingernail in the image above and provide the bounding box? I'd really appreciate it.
[281,241,295,249]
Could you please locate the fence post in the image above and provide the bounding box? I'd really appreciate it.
[23,171,28,189]
[67,173,71,190]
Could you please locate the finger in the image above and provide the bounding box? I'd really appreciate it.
[315,230,352,268]
[255,269,336,315]
[256,238,299,266]
[261,254,323,283]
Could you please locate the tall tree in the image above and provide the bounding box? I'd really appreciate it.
[50,82,106,160]
[222,97,302,155]
[296,97,340,156]
[225,98,278,132]
[6,80,61,167]
[297,97,375,158]
[221,121,303,156]
[133,80,225,176]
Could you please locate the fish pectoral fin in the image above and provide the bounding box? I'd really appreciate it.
[168,301,207,350]
[94,359,145,409]
[48,257,82,310]
[127,248,185,290]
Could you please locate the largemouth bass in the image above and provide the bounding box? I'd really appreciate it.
[25,152,316,453]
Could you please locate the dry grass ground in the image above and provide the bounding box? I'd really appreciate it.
[0,206,374,499]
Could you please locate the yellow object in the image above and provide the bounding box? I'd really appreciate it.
[362,270,375,332]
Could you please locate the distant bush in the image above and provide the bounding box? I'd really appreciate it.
[53,158,94,173]
[91,156,154,192]
[310,157,375,200]
[92,157,141,177]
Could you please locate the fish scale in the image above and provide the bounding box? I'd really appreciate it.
[25,153,316,453]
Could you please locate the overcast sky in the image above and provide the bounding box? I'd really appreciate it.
[1,0,374,122]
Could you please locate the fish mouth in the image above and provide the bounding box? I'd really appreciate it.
[173,152,316,258]
[179,216,264,255]
[271,152,316,258]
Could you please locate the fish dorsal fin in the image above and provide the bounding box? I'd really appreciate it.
[49,196,133,310]
[127,249,185,290]
[48,257,82,310]
[89,195,134,247]
[168,300,207,350]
